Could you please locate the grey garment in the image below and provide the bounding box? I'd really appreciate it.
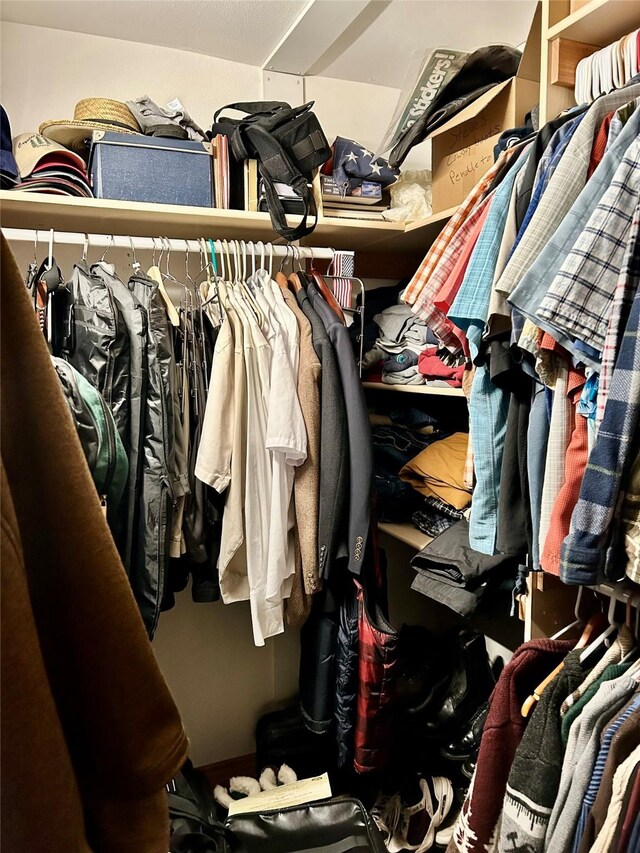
[546,675,638,852]
[383,348,419,373]
[403,322,432,353]
[382,366,423,385]
[128,273,176,638]
[497,81,640,301]
[307,281,373,575]
[297,287,349,577]
[507,104,640,367]
[411,518,518,585]
[362,345,385,369]
[91,262,147,572]
[126,95,206,141]
[68,261,130,445]
[527,383,550,571]
[411,571,482,617]
[373,303,415,346]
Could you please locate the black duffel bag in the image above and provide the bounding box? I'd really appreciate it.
[211,101,331,241]
[227,797,388,853]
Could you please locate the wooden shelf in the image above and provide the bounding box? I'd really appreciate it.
[547,0,640,44]
[378,521,431,551]
[372,206,456,253]
[0,191,412,252]
[363,381,466,397]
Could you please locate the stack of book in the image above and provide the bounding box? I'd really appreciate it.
[320,175,389,220]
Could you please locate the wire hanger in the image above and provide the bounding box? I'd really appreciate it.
[100,234,114,264]
[551,586,585,640]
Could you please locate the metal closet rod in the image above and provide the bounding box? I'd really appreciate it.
[3,228,346,260]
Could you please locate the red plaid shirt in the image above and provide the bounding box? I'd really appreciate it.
[413,193,494,351]
[403,148,514,307]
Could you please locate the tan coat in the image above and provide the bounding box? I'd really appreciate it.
[1,234,188,853]
[281,288,322,628]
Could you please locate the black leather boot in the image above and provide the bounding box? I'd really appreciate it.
[440,701,489,761]
[423,631,494,735]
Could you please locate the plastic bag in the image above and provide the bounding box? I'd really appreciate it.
[383,170,432,222]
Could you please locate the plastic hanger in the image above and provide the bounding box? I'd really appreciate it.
[580,595,619,664]
[551,586,585,641]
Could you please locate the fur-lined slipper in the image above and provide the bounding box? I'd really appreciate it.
[259,767,278,790]
[229,776,261,797]
[277,764,297,785]
[213,785,234,809]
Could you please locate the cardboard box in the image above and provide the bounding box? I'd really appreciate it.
[429,3,541,213]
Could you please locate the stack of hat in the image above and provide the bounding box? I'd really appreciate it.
[1,106,19,189]
[13,132,93,197]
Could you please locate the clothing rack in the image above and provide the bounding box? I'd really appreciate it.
[2,228,344,261]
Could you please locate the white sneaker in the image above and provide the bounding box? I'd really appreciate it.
[371,791,403,849]
[388,777,454,853]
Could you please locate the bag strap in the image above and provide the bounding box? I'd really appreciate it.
[233,123,318,240]
[213,101,291,123]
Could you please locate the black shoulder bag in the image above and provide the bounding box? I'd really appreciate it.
[211,101,331,241]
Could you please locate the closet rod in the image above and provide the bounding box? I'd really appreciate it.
[2,228,344,261]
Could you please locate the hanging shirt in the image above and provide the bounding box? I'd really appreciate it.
[252,270,307,620]
[196,284,249,603]
[230,284,279,645]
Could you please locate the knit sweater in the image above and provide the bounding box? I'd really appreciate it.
[497,649,586,853]
[561,661,633,745]
[546,675,638,852]
[448,638,572,853]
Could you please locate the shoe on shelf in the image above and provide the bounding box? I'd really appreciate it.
[440,702,489,762]
[388,776,454,853]
[424,632,494,735]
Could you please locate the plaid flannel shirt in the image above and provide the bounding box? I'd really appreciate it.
[597,199,640,426]
[560,236,640,586]
[412,192,495,351]
[403,149,513,306]
[537,136,640,360]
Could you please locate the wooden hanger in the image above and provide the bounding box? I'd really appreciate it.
[309,265,346,324]
[521,608,607,718]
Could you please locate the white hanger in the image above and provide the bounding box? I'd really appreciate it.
[580,595,619,663]
[551,586,585,640]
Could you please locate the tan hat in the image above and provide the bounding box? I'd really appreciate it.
[39,98,142,153]
[13,132,87,178]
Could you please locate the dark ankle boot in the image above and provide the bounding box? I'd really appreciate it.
[423,631,494,735]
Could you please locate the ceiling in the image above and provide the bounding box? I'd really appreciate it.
[1,0,538,89]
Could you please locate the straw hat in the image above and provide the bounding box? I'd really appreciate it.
[39,98,142,153]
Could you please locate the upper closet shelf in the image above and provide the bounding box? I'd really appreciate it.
[546,0,640,44]
[362,382,465,397]
[0,190,448,254]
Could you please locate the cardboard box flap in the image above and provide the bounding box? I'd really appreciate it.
[428,79,512,139]
[517,1,542,83]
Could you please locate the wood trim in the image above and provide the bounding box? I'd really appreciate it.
[198,753,257,787]
[550,37,598,87]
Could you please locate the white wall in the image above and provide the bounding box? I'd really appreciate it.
[0,21,430,169]
[0,19,428,767]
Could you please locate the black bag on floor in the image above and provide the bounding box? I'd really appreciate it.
[227,797,387,853]
[211,101,330,241]
[168,759,232,853]
[256,705,337,780]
